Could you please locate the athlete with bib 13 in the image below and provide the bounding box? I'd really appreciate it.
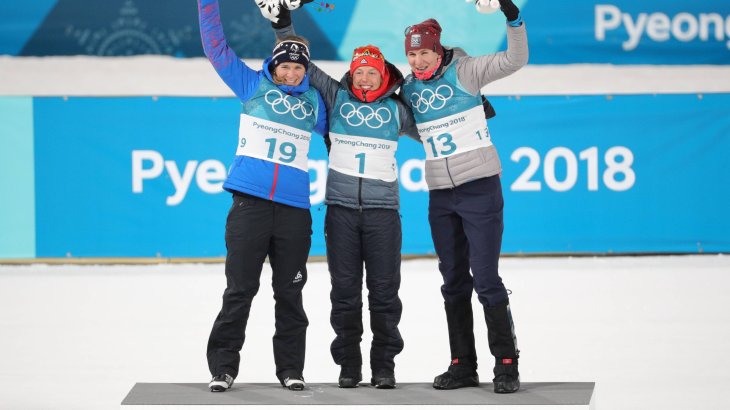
[198,0,327,393]
[400,0,528,394]
[255,1,418,390]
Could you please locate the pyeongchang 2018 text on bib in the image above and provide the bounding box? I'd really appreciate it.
[236,114,312,171]
[417,105,492,160]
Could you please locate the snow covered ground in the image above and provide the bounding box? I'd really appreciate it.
[1,255,729,410]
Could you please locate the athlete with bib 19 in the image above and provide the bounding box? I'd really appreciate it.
[400,0,528,394]
[255,2,418,390]
[198,0,326,393]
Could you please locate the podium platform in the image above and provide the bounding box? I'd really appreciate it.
[121,382,596,409]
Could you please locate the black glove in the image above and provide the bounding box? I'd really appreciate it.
[499,0,520,22]
[272,6,291,29]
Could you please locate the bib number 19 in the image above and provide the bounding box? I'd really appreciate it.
[265,138,296,163]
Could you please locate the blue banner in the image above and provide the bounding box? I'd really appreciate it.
[3,93,725,257]
[525,1,730,64]
[493,94,730,252]
[2,0,729,64]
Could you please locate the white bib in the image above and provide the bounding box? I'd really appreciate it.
[416,105,492,160]
[328,132,398,182]
[236,114,312,171]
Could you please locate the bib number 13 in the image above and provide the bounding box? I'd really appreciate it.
[265,138,296,163]
[426,133,457,158]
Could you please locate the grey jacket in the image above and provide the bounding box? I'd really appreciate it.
[308,62,417,210]
[403,23,529,190]
[274,25,417,209]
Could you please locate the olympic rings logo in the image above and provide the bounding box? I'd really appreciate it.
[409,85,454,113]
[265,90,314,120]
[339,103,392,129]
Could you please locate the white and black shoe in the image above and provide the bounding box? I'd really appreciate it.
[209,374,234,392]
[283,376,306,391]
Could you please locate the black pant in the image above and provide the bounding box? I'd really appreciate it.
[325,205,404,373]
[428,175,508,307]
[207,193,312,382]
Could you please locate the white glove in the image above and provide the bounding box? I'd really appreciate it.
[281,0,306,10]
[472,0,501,14]
[255,0,283,23]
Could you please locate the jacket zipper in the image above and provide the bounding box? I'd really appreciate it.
[358,177,363,212]
[269,163,279,200]
[445,157,456,188]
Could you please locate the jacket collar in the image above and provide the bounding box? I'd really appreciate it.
[340,60,404,103]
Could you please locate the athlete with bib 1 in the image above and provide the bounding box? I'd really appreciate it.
[198,0,327,393]
[400,0,528,394]
[255,1,418,390]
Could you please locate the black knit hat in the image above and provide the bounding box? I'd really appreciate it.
[270,40,310,71]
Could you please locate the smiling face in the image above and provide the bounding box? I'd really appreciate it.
[351,66,383,91]
[407,48,442,76]
[273,62,306,86]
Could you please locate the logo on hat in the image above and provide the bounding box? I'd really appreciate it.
[359,58,368,64]
[289,53,300,60]
[353,48,382,61]
[410,34,422,48]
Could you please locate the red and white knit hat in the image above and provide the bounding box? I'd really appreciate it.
[349,45,386,78]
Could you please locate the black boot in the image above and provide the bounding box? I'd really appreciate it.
[370,368,396,389]
[484,301,520,394]
[433,301,480,390]
[493,358,520,393]
[338,366,362,388]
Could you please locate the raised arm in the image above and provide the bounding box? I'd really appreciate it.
[260,4,341,112]
[198,0,260,101]
[456,0,529,95]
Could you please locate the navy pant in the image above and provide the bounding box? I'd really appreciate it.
[428,175,508,307]
[325,205,404,373]
[207,192,311,382]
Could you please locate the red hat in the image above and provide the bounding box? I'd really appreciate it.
[350,45,386,78]
[404,18,444,56]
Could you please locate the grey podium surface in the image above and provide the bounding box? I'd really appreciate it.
[121,382,596,409]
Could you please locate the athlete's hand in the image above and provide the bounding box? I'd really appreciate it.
[272,6,292,29]
[255,0,312,28]
[498,0,520,22]
[280,0,314,10]
[254,0,283,24]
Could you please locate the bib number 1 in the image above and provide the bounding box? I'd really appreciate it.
[355,153,366,174]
